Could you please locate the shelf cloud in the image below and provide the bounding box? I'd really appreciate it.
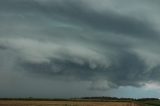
[0,0,160,97]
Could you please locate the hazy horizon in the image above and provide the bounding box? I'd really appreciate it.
[0,0,160,98]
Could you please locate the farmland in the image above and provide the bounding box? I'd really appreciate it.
[0,98,160,106]
[137,100,160,106]
[0,100,139,106]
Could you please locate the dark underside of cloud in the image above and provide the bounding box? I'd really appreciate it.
[33,0,158,38]
[0,0,160,91]
[20,50,160,90]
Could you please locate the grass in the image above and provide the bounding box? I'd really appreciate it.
[137,100,160,106]
[0,98,160,106]
[0,100,139,106]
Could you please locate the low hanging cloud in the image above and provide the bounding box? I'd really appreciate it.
[0,37,160,90]
[1,0,160,91]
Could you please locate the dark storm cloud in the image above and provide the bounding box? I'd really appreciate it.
[20,50,159,90]
[1,0,160,93]
[0,0,155,38]
[0,45,6,49]
[34,0,158,38]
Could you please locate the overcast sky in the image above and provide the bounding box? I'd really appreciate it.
[0,0,160,98]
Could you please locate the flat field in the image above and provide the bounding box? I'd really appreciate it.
[0,100,139,106]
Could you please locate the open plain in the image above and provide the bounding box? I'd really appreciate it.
[0,100,140,106]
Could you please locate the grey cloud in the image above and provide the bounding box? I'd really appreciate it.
[1,0,156,38]
[0,38,146,89]
[149,66,160,81]
[16,47,157,89]
[0,0,160,96]
[105,51,147,87]
[0,45,6,49]
[34,0,159,38]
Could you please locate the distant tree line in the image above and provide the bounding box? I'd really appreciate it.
[80,96,135,101]
[136,98,159,101]
[0,97,68,101]
[81,97,159,101]
[0,96,159,101]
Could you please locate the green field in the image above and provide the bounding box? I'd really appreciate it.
[139,101,160,106]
